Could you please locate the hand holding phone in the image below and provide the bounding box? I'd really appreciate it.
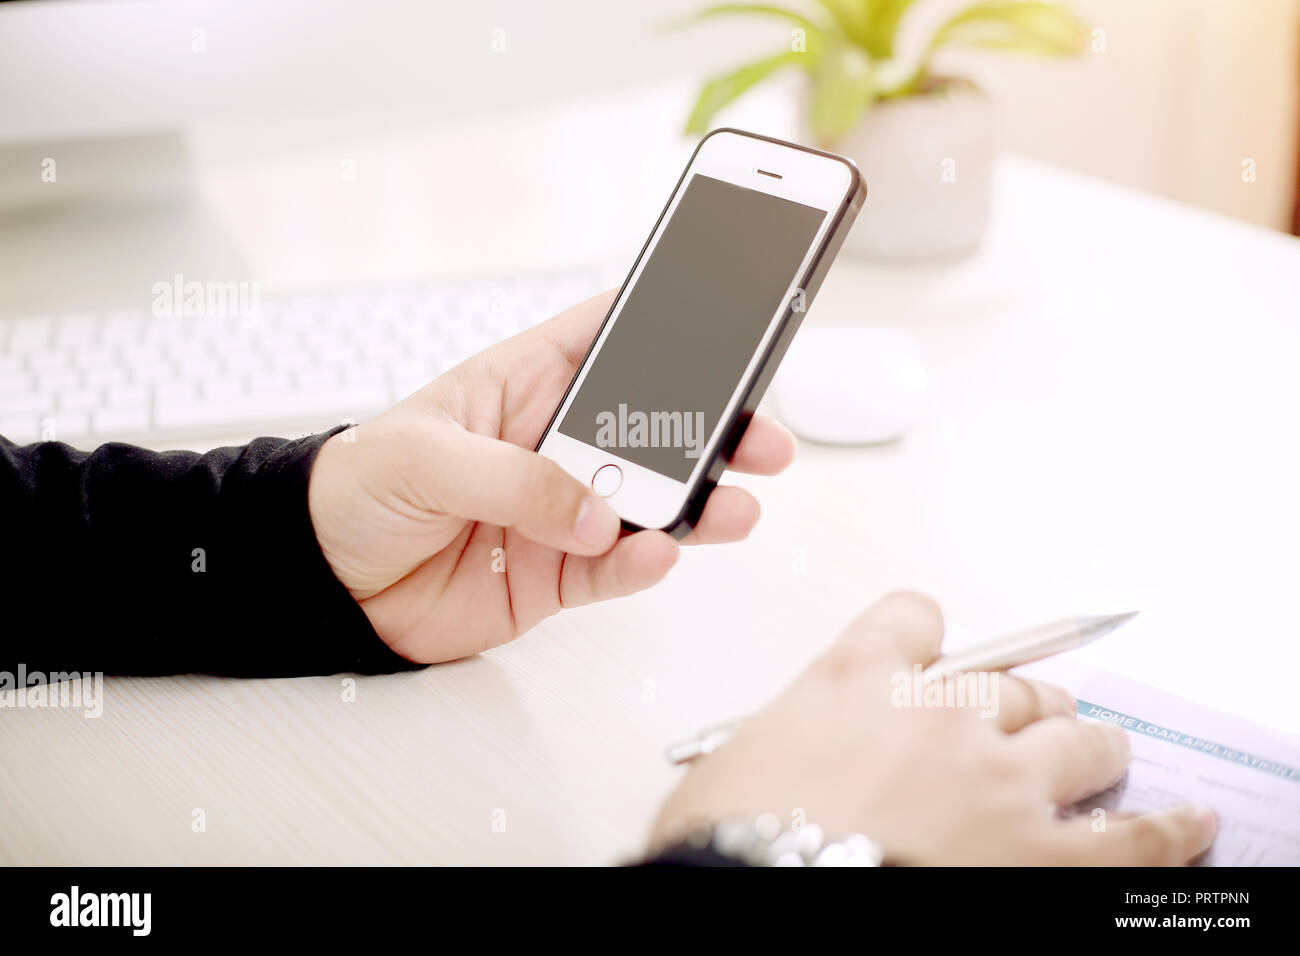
[304,130,860,664]
[538,129,865,537]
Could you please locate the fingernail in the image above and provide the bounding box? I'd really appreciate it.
[573,495,618,548]
[1059,690,1077,716]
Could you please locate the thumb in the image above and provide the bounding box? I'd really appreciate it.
[420,423,621,555]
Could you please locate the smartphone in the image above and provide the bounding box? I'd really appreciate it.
[537,128,865,538]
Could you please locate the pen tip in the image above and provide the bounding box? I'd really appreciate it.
[1080,610,1140,640]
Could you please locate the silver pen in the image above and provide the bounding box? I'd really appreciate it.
[665,611,1139,766]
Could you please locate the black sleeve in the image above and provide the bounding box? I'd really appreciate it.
[0,427,422,678]
[632,845,750,867]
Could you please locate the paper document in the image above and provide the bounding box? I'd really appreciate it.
[1018,659,1300,866]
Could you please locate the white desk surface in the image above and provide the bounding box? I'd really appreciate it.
[2,88,1299,865]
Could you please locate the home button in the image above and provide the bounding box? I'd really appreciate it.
[591,464,622,498]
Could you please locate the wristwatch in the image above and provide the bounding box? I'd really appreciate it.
[675,814,885,867]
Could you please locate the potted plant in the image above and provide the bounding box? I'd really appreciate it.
[681,0,1088,258]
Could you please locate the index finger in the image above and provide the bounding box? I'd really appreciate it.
[727,415,796,475]
[530,288,618,369]
[1014,717,1131,804]
[831,590,947,670]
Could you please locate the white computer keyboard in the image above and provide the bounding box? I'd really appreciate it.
[0,269,601,447]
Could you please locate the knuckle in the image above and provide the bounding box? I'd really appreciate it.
[1041,681,1076,717]
[522,455,575,524]
[1079,723,1121,768]
[1099,724,1132,768]
[1000,677,1037,720]
[818,640,873,681]
[879,589,944,624]
[605,546,633,597]
[981,741,1026,786]
[1130,815,1180,865]
[869,591,945,652]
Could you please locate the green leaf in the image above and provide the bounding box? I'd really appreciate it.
[684,50,807,136]
[808,42,875,145]
[811,0,875,49]
[674,3,824,37]
[928,0,1088,58]
[862,0,920,58]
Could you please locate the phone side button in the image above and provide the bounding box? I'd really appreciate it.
[591,464,623,498]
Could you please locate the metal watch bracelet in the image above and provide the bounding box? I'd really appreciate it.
[681,814,885,867]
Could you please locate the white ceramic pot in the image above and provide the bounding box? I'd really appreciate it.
[830,86,994,260]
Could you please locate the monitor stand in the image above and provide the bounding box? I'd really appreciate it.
[0,129,252,319]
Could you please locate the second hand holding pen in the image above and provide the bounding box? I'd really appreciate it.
[665,611,1138,766]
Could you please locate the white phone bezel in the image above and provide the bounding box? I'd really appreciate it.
[537,131,855,531]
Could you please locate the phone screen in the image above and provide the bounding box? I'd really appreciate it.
[558,173,826,481]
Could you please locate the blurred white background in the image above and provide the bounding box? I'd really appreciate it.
[4,1,1300,865]
[2,0,1296,230]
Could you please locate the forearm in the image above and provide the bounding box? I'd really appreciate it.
[0,428,418,677]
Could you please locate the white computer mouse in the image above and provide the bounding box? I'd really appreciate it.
[771,323,927,445]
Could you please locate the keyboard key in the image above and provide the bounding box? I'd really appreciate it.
[293,368,342,390]
[155,383,199,406]
[0,376,36,400]
[56,386,103,412]
[91,407,152,436]
[8,325,50,353]
[153,385,388,432]
[198,378,246,401]
[28,352,76,374]
[35,368,82,390]
[37,412,90,442]
[0,394,51,416]
[106,385,151,407]
[84,366,128,388]
[0,415,39,444]
[1,269,599,442]
[130,364,179,386]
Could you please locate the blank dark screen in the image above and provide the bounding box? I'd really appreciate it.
[559,174,825,481]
